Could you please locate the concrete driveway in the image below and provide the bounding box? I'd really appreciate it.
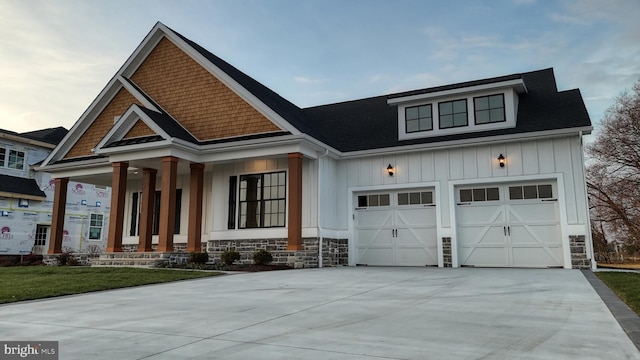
[1,267,639,359]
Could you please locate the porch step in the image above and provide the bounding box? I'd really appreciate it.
[91,252,184,268]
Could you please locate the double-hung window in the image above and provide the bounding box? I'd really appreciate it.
[233,171,286,229]
[7,150,24,170]
[0,148,5,167]
[439,99,467,129]
[89,214,104,240]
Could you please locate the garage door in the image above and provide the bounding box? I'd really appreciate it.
[355,190,437,266]
[456,183,563,268]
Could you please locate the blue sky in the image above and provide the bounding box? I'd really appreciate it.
[1,0,638,137]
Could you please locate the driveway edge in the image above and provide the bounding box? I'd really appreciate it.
[582,270,640,351]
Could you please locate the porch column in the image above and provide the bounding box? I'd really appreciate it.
[137,168,157,252]
[106,162,128,252]
[287,152,303,250]
[47,177,69,254]
[187,163,204,252]
[157,156,178,252]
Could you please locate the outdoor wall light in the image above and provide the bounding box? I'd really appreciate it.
[18,199,29,208]
[498,154,506,168]
[387,164,394,177]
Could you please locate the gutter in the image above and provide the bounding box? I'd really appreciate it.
[317,148,330,267]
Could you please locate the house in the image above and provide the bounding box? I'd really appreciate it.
[0,127,111,256]
[38,22,594,269]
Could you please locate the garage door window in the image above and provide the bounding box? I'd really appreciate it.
[398,191,433,205]
[459,187,499,202]
[509,184,553,200]
[358,194,390,207]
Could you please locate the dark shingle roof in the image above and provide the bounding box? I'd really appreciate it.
[303,68,591,152]
[168,27,332,142]
[0,127,68,146]
[0,174,46,200]
[19,127,68,145]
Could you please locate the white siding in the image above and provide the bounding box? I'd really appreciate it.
[332,135,588,234]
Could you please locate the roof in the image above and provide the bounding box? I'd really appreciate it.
[303,68,592,152]
[43,23,593,163]
[0,127,68,146]
[169,27,332,143]
[0,174,46,201]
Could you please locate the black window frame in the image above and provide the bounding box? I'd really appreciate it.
[130,189,182,236]
[473,93,506,125]
[405,104,433,133]
[237,171,287,229]
[438,99,468,129]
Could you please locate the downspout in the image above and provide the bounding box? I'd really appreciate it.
[579,131,596,269]
[317,148,330,268]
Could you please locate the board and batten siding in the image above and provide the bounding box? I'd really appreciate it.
[324,135,588,233]
[209,157,318,238]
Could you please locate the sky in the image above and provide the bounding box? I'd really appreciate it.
[0,0,638,138]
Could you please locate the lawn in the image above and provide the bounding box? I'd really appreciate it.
[0,267,223,304]
[596,271,640,316]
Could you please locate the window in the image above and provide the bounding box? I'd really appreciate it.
[509,184,553,200]
[238,171,286,228]
[7,150,25,170]
[34,225,48,246]
[459,187,500,202]
[357,194,390,207]
[129,189,182,236]
[398,191,433,205]
[0,148,5,167]
[439,99,467,129]
[405,104,433,132]
[89,214,104,240]
[474,94,505,124]
[228,177,238,229]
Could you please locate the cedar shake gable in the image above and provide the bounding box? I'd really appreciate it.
[130,37,281,141]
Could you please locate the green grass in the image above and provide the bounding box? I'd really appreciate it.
[596,272,640,315]
[0,267,223,304]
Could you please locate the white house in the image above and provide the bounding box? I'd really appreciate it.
[0,127,112,256]
[38,22,594,269]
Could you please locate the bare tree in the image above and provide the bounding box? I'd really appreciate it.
[587,79,640,255]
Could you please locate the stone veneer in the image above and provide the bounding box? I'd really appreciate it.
[207,237,348,268]
[442,237,452,267]
[570,235,591,269]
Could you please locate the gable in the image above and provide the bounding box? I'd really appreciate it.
[64,88,140,159]
[123,120,155,139]
[130,37,280,141]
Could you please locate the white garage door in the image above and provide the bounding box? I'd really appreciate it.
[456,183,563,268]
[355,190,437,266]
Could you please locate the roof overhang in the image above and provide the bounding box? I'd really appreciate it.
[387,79,527,105]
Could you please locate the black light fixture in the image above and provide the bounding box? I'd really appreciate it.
[387,164,394,176]
[497,154,505,168]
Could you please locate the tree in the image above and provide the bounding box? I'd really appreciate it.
[586,79,640,258]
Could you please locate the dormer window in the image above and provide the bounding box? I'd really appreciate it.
[438,99,468,129]
[405,104,433,132]
[391,78,525,141]
[474,94,505,124]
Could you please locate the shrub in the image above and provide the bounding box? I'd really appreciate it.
[20,254,43,266]
[189,251,209,265]
[221,250,241,265]
[0,256,20,267]
[253,249,273,265]
[58,251,77,266]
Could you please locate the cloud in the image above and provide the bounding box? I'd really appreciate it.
[293,76,330,84]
